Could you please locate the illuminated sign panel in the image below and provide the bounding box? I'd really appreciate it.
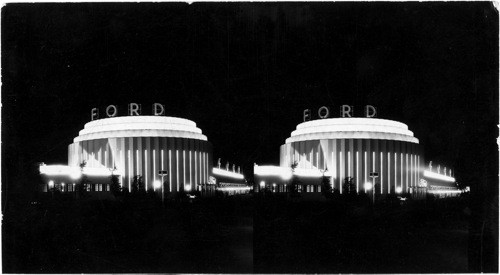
[303,105,377,122]
[91,103,166,120]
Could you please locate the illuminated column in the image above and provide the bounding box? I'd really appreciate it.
[153,149,156,190]
[183,150,186,191]
[135,149,139,178]
[137,137,143,183]
[332,151,336,188]
[189,150,193,191]
[348,151,351,177]
[128,149,132,190]
[332,139,338,190]
[119,138,125,187]
[400,152,403,192]
[200,145,204,187]
[417,155,420,185]
[193,149,196,191]
[380,152,384,194]
[145,150,148,190]
[364,151,368,188]
[410,154,413,188]
[340,139,345,193]
[205,151,208,184]
[406,153,409,192]
[394,152,397,191]
[339,151,343,193]
[176,150,179,192]
[161,149,164,185]
[388,152,391,193]
[356,151,359,192]
[348,140,354,186]
[169,149,172,192]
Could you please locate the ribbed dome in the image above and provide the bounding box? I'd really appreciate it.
[285,118,418,144]
[74,116,207,142]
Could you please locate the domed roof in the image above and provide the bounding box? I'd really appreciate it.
[74,116,207,142]
[285,117,418,144]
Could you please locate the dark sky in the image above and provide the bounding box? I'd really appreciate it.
[2,2,498,192]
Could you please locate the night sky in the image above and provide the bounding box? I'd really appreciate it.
[2,2,498,195]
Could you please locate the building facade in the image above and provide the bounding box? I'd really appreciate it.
[66,115,213,193]
[257,117,425,195]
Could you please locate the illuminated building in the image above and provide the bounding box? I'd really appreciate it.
[255,116,458,197]
[67,115,214,193]
[213,167,251,195]
[39,104,248,196]
[40,110,220,194]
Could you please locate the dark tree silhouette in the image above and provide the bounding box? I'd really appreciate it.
[76,161,89,198]
[321,174,333,199]
[131,175,141,194]
[342,177,356,195]
[110,173,121,197]
[288,162,301,197]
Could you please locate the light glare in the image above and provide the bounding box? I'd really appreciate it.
[364,182,372,190]
[154,180,161,189]
[423,170,455,182]
[213,167,244,179]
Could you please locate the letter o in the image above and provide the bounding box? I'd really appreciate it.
[106,105,118,117]
[318,106,330,119]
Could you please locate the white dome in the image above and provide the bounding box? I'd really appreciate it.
[74,116,207,142]
[285,117,419,144]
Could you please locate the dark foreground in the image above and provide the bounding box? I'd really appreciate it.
[254,194,470,273]
[3,193,253,273]
[3,192,476,273]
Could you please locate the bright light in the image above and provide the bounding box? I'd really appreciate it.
[419,179,428,187]
[48,180,54,187]
[154,180,161,189]
[40,165,122,177]
[428,189,462,194]
[213,167,244,179]
[260,181,265,187]
[254,165,292,180]
[217,186,252,191]
[70,170,82,180]
[364,182,372,190]
[272,183,276,187]
[423,170,455,182]
[254,165,332,180]
[185,185,192,192]
[396,186,402,193]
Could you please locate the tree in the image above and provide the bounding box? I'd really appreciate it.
[131,175,142,193]
[321,174,333,199]
[342,177,356,195]
[76,161,89,198]
[110,172,121,197]
[288,161,301,197]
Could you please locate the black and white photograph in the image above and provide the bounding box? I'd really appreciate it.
[2,2,498,273]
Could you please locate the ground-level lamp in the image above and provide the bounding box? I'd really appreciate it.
[369,172,379,204]
[158,170,168,204]
[48,180,55,198]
